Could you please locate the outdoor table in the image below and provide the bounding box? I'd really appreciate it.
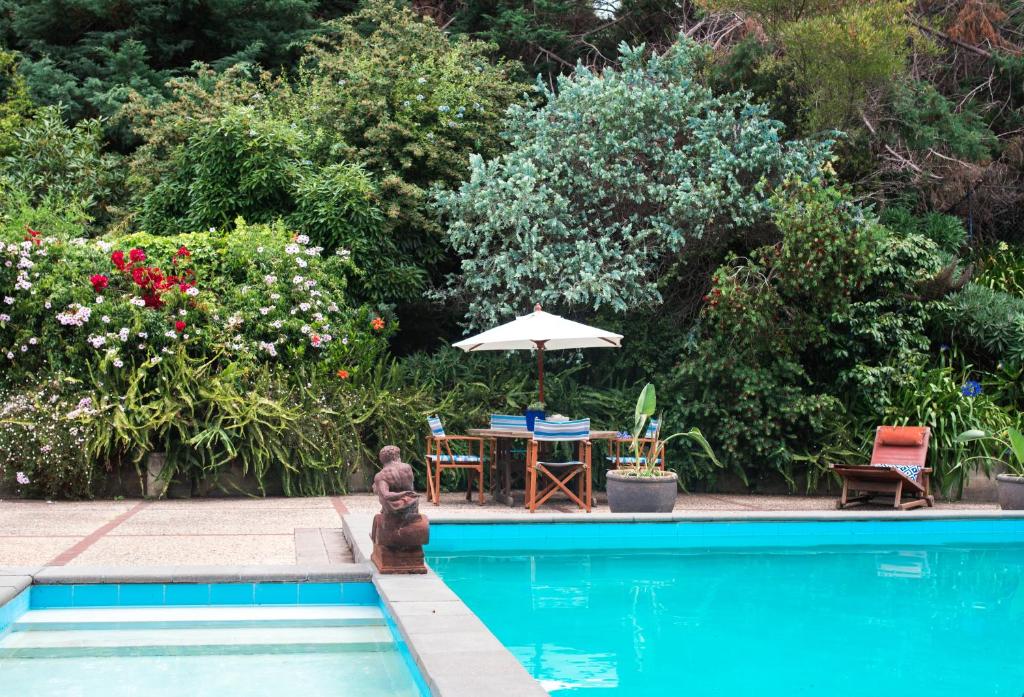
[467,428,619,506]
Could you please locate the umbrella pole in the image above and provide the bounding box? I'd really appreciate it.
[537,343,545,404]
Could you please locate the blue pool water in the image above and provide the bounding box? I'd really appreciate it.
[427,519,1024,697]
[0,582,426,697]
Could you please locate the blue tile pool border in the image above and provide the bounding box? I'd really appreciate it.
[425,517,1024,554]
[28,581,379,609]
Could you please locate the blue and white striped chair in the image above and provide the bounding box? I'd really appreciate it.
[608,419,666,470]
[489,414,527,431]
[527,418,592,513]
[425,416,485,505]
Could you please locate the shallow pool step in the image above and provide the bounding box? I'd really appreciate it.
[0,624,394,658]
[13,605,385,631]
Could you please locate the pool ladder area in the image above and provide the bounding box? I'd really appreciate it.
[0,605,394,658]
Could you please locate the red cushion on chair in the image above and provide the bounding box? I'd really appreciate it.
[877,426,926,447]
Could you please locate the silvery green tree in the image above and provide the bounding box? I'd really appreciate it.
[436,40,834,328]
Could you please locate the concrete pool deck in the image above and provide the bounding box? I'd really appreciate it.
[0,492,1000,569]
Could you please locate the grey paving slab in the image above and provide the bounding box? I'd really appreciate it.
[0,538,74,566]
[113,507,340,535]
[67,534,296,566]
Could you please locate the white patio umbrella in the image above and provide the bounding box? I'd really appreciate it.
[452,304,623,403]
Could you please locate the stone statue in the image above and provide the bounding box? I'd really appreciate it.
[370,445,429,574]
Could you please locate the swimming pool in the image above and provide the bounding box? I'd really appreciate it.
[0,582,427,697]
[427,518,1024,697]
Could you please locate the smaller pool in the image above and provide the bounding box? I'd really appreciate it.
[0,582,427,697]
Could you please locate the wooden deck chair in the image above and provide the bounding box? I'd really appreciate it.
[526,418,592,513]
[607,419,666,470]
[489,414,528,488]
[424,416,485,505]
[831,426,934,510]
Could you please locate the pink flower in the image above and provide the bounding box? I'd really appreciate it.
[310,333,322,347]
[16,471,29,485]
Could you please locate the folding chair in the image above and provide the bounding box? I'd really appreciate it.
[526,418,592,513]
[607,419,666,470]
[424,416,485,505]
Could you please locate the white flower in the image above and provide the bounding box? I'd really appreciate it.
[264,274,277,285]
[299,302,311,312]
[342,337,349,345]
[301,325,311,334]
[16,472,29,485]
[137,343,146,349]
[270,320,283,329]
[138,332,148,338]
[96,240,112,252]
[150,356,162,365]
[28,337,36,345]
[164,330,177,339]
[178,309,186,317]
[95,295,104,304]
[256,246,265,253]
[44,301,51,309]
[101,315,111,324]
[295,234,310,245]
[417,77,427,84]
[113,358,124,368]
[259,307,271,316]
[270,293,281,301]
[130,297,146,307]
[5,352,13,360]
[17,256,33,269]
[19,345,26,352]
[292,275,304,285]
[296,257,307,268]
[119,328,130,341]
[306,246,322,257]
[335,249,351,261]
[0,314,9,322]
[209,227,217,233]
[57,304,92,327]
[285,244,301,255]
[185,286,200,297]
[87,335,106,349]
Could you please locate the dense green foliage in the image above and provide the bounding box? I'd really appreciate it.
[438,40,830,327]
[2,0,1024,500]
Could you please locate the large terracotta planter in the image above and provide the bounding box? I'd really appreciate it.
[996,474,1024,510]
[606,470,678,513]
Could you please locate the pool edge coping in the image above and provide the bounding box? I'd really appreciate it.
[423,508,1024,524]
[342,514,550,697]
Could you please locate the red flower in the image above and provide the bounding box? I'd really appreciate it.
[371,316,385,331]
[25,227,39,237]
[178,282,193,293]
[142,294,164,309]
[310,333,322,347]
[129,248,146,263]
[90,274,109,292]
[336,369,350,379]
[111,250,127,270]
[176,246,191,258]
[174,320,186,333]
[131,267,150,287]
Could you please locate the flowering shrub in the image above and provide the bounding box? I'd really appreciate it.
[0,218,404,497]
[0,380,100,499]
[0,219,391,387]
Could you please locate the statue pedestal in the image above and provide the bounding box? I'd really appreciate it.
[370,512,430,574]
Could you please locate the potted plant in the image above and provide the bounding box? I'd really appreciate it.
[606,383,720,513]
[525,401,545,431]
[957,427,1024,509]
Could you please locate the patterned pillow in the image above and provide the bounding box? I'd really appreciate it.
[871,463,922,481]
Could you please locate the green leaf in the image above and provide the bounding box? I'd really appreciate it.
[1008,428,1024,466]
[955,429,988,442]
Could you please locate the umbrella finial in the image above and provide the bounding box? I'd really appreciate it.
[534,303,542,312]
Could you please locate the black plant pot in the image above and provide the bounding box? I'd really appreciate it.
[606,470,678,513]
